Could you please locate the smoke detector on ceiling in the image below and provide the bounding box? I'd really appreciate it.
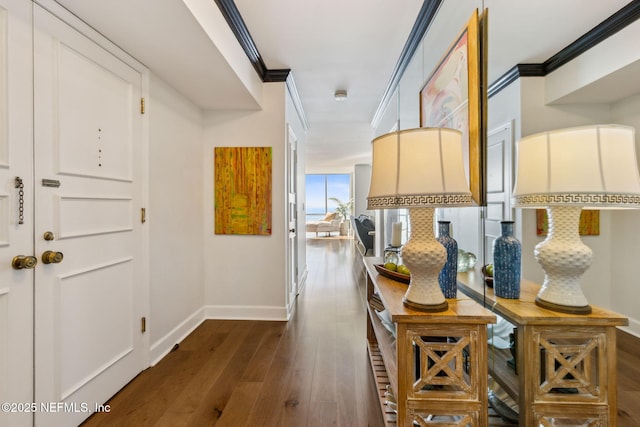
[334,90,348,101]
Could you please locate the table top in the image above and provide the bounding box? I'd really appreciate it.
[456,267,628,327]
[364,258,496,325]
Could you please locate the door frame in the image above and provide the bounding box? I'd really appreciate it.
[0,2,35,426]
[286,124,298,317]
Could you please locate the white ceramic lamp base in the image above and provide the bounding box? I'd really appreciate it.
[534,206,592,314]
[401,207,448,312]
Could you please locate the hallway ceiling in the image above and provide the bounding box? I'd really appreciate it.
[53,0,635,173]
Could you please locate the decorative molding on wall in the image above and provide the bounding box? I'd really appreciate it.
[213,0,307,126]
[489,0,640,98]
[57,196,133,239]
[488,64,545,98]
[544,0,640,73]
[371,0,443,129]
[286,74,310,132]
[213,0,290,83]
[0,194,8,246]
[264,69,291,82]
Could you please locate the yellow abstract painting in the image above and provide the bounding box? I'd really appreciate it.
[536,209,599,236]
[215,147,272,235]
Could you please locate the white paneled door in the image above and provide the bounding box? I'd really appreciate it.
[484,122,514,262]
[1,2,146,426]
[33,5,145,427]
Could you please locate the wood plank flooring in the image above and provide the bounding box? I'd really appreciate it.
[81,235,640,426]
[81,236,383,427]
[616,328,640,426]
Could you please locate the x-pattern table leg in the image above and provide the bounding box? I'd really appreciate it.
[539,337,599,395]
[412,335,471,393]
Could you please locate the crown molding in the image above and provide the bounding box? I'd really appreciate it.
[544,0,640,74]
[213,0,290,82]
[215,0,640,121]
[489,0,640,98]
[488,64,545,98]
[371,0,443,129]
[264,69,291,82]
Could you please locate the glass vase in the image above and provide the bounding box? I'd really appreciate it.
[493,221,521,299]
[436,221,458,298]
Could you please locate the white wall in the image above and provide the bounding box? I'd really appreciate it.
[136,77,304,360]
[148,73,205,364]
[203,83,288,320]
[610,93,640,333]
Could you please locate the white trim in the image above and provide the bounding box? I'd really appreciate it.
[620,319,640,339]
[139,66,150,369]
[0,193,7,245]
[0,7,7,168]
[148,308,206,366]
[285,73,309,132]
[297,266,309,295]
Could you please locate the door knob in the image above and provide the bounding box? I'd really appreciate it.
[12,255,38,270]
[42,251,64,264]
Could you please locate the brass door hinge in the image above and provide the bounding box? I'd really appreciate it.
[140,98,145,114]
[141,317,147,333]
[141,207,146,224]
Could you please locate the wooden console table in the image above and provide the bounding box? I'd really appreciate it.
[457,268,628,426]
[364,258,496,426]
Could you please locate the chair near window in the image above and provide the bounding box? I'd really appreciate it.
[305,212,342,236]
[352,215,375,255]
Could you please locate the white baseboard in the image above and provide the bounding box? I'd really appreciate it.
[205,304,288,321]
[149,307,206,366]
[620,317,640,339]
[148,304,288,366]
[298,266,309,295]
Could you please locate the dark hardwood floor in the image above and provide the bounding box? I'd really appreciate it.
[82,235,383,427]
[81,235,640,426]
[616,328,640,426]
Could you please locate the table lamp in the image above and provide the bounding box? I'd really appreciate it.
[512,124,640,314]
[367,128,473,311]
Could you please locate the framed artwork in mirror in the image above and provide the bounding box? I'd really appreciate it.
[420,8,487,206]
